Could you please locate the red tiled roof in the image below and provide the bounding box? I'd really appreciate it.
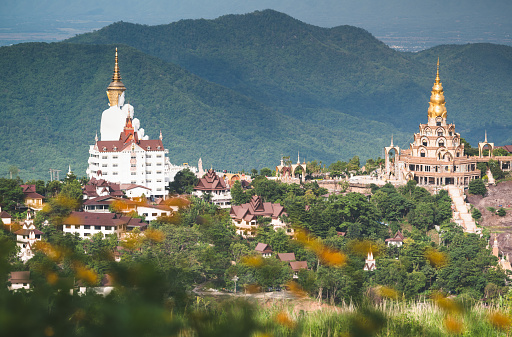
[497,145,512,153]
[289,261,307,271]
[230,195,286,221]
[64,211,148,228]
[0,210,12,218]
[120,183,151,191]
[96,139,165,152]
[20,185,44,199]
[277,253,296,262]
[14,228,43,236]
[385,230,405,242]
[9,271,31,283]
[194,169,227,191]
[255,243,272,253]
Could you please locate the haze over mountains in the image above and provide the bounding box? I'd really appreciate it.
[1,1,511,51]
[1,10,512,180]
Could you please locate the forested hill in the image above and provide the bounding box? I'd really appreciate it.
[66,9,512,142]
[0,43,404,180]
[1,10,512,180]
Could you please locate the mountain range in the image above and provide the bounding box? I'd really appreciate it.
[1,9,511,180]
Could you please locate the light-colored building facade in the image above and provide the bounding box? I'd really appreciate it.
[86,49,193,199]
[63,211,148,239]
[193,169,232,208]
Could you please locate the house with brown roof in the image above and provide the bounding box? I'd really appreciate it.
[277,253,296,262]
[255,243,273,258]
[290,261,308,278]
[8,271,31,291]
[20,185,44,211]
[14,223,43,262]
[83,178,125,200]
[230,195,289,238]
[385,231,405,247]
[0,207,12,225]
[193,169,232,208]
[63,211,148,239]
[83,196,176,221]
[76,274,115,296]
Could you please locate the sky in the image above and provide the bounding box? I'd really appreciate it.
[0,0,511,51]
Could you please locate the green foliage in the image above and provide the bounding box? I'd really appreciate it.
[497,207,506,217]
[472,207,482,220]
[468,179,487,196]
[167,168,199,195]
[0,178,24,212]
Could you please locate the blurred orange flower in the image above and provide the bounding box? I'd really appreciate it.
[276,311,295,329]
[377,286,399,300]
[444,315,463,334]
[489,311,512,331]
[286,281,308,298]
[144,228,165,243]
[242,255,264,268]
[425,248,448,268]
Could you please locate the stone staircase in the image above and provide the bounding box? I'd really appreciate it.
[446,186,479,233]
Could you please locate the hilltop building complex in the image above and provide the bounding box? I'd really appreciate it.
[384,59,512,188]
[86,49,193,198]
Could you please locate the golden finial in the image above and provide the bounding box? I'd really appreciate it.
[106,48,126,107]
[427,58,447,119]
[435,57,440,83]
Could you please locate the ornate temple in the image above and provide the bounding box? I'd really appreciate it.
[384,59,511,188]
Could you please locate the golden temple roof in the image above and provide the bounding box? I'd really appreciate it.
[106,48,126,106]
[427,58,447,119]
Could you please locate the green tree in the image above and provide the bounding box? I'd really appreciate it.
[230,180,251,205]
[0,178,24,212]
[468,179,486,196]
[167,168,199,195]
[497,208,506,217]
[259,167,273,177]
[408,202,435,232]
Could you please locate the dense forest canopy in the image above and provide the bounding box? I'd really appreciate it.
[1,9,512,179]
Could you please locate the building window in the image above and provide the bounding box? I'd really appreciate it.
[147,180,152,183]
[438,131,443,136]
[131,172,136,175]
[420,152,426,157]
[113,155,118,159]
[439,141,444,147]
[113,172,118,175]
[102,164,108,167]
[422,140,427,146]
[94,226,101,230]
[113,164,118,167]
[103,172,108,175]
[156,171,162,174]
[131,181,136,184]
[143,213,148,217]
[146,171,151,175]
[147,163,151,166]
[84,233,90,237]
[157,155,162,158]
[152,213,157,217]
[157,188,162,191]
[147,155,151,158]
[84,225,90,229]
[105,226,112,230]
[436,121,441,126]
[102,156,107,159]
[131,164,136,167]
[157,163,162,166]
[65,225,71,229]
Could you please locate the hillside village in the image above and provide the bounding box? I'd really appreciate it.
[2,46,512,335]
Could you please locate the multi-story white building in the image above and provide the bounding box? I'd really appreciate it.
[86,49,194,199]
[62,211,148,239]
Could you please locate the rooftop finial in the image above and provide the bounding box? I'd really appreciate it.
[390,134,394,147]
[428,58,447,119]
[435,57,440,83]
[485,130,488,143]
[107,48,126,107]
[95,132,98,142]
[159,130,163,140]
[297,151,300,164]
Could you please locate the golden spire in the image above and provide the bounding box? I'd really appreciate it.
[106,48,126,107]
[427,57,447,119]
